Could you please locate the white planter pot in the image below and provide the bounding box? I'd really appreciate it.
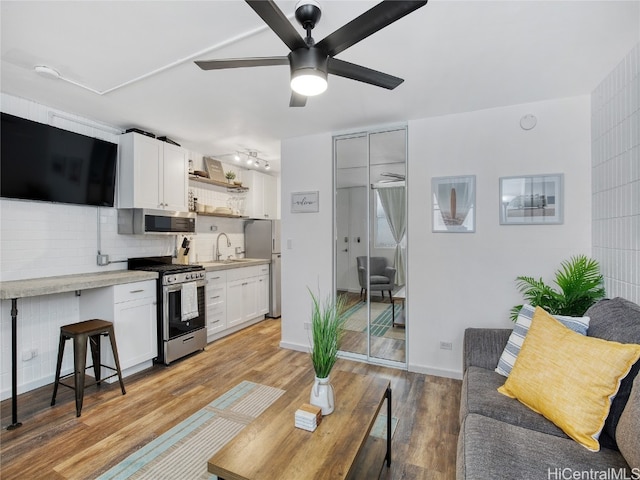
[310,375,334,415]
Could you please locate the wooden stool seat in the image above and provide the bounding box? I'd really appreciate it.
[51,319,125,417]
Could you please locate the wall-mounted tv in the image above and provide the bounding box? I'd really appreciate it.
[1,112,118,207]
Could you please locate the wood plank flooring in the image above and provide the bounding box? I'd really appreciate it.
[0,318,461,480]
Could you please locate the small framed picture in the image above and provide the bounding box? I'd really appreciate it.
[499,174,563,225]
[204,157,225,182]
[291,191,319,213]
[432,175,476,233]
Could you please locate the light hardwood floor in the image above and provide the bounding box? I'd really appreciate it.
[0,318,461,479]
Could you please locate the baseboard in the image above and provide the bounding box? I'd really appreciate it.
[279,340,308,353]
[408,363,463,380]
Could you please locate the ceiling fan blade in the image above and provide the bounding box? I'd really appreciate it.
[246,0,307,51]
[316,0,428,57]
[195,57,289,70]
[328,58,404,90]
[289,91,307,107]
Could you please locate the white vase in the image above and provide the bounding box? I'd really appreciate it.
[310,375,334,415]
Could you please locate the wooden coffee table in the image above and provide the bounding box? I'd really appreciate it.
[208,370,392,480]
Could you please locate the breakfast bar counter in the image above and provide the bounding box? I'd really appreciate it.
[0,269,159,430]
[0,270,158,300]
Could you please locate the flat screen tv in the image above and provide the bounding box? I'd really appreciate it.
[1,112,118,207]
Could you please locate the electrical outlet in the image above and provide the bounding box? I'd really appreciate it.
[304,322,311,330]
[439,341,453,351]
[21,348,38,361]
[97,254,109,266]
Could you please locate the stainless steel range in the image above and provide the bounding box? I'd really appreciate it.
[128,256,206,365]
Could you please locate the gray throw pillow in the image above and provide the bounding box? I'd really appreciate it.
[585,297,640,451]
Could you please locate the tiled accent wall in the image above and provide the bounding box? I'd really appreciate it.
[591,43,640,304]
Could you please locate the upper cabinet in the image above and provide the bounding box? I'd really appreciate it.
[118,132,188,212]
[243,170,278,219]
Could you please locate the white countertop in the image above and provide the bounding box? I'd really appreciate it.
[0,270,159,300]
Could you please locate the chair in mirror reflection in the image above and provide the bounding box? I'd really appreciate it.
[356,256,396,300]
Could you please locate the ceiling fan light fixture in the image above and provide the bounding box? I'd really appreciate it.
[290,68,327,96]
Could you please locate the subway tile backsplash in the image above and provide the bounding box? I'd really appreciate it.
[591,43,640,304]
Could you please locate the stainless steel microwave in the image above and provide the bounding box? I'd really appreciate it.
[117,209,196,235]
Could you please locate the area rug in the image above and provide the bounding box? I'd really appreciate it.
[98,381,398,480]
[343,301,399,338]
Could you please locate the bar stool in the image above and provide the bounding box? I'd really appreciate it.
[51,319,126,417]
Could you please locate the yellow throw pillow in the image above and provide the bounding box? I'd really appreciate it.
[498,307,640,452]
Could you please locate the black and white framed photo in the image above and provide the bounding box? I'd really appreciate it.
[499,174,564,225]
[291,191,319,213]
[432,175,476,233]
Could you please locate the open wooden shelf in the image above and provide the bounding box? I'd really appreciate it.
[195,212,248,219]
[189,175,248,192]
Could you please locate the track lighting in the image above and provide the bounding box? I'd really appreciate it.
[265,162,271,170]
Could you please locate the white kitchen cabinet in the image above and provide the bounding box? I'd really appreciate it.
[224,265,270,328]
[256,273,269,316]
[243,170,278,219]
[118,132,188,212]
[226,276,258,327]
[206,271,227,338]
[79,280,157,376]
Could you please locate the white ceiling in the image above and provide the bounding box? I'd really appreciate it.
[1,1,638,172]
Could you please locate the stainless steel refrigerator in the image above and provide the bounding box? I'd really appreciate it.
[244,219,281,317]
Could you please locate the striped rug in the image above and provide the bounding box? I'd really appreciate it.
[343,301,395,337]
[98,381,285,480]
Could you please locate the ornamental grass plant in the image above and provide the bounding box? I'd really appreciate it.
[309,290,347,379]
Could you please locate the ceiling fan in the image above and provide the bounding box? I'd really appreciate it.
[195,0,428,107]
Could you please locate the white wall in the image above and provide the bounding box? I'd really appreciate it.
[407,95,592,378]
[591,43,640,304]
[280,95,592,379]
[279,132,333,351]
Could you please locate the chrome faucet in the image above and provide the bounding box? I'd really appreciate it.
[215,232,231,261]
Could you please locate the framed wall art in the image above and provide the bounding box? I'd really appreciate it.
[432,175,476,233]
[291,191,319,213]
[499,174,564,225]
[204,157,225,182]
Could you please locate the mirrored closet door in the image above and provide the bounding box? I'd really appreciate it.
[334,126,407,366]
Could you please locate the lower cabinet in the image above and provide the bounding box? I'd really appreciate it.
[206,271,227,337]
[79,279,157,375]
[209,264,270,339]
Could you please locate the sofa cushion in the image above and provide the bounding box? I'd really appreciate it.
[586,297,640,450]
[616,374,640,469]
[457,414,630,480]
[498,307,640,451]
[495,304,589,377]
[461,366,568,439]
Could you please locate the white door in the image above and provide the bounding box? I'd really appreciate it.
[162,143,188,211]
[226,279,244,327]
[256,274,269,315]
[336,188,351,291]
[113,297,157,369]
[135,135,163,209]
[242,277,259,321]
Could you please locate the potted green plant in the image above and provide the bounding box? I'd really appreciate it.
[510,254,605,321]
[308,290,347,415]
[224,170,236,183]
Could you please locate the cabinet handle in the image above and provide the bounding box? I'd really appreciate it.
[212,295,221,299]
[129,289,144,293]
[242,282,248,286]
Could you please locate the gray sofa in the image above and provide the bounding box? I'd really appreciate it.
[457,297,640,480]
